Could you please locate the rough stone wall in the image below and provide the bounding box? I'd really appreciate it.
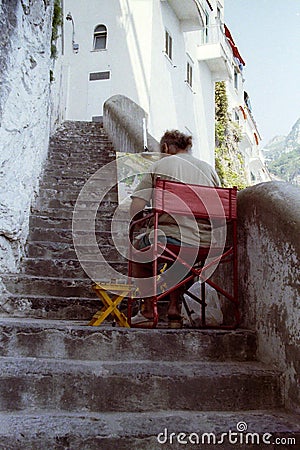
[0,0,53,272]
[238,181,300,413]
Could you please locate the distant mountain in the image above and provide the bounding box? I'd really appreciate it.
[262,118,300,185]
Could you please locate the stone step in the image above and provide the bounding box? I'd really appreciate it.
[1,274,96,298]
[22,258,127,278]
[0,357,283,412]
[53,120,105,130]
[1,294,100,320]
[37,186,118,198]
[26,241,124,261]
[33,199,118,212]
[46,153,114,164]
[50,130,112,139]
[39,177,89,190]
[35,189,120,206]
[27,228,126,246]
[49,145,112,152]
[44,158,115,170]
[50,134,110,141]
[50,135,111,145]
[39,171,116,186]
[48,147,112,157]
[38,179,119,194]
[0,293,168,320]
[40,168,117,186]
[52,127,106,134]
[49,145,112,153]
[50,128,108,140]
[47,149,115,162]
[0,318,257,362]
[42,165,116,179]
[48,139,113,147]
[0,410,299,450]
[29,215,118,231]
[34,192,118,209]
[30,205,117,219]
[43,162,111,175]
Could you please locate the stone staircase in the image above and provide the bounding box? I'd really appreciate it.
[1,121,126,320]
[0,121,299,449]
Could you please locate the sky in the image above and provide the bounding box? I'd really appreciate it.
[224,0,300,147]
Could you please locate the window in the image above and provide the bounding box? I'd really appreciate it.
[93,24,107,50]
[204,11,209,43]
[186,60,193,88]
[244,91,252,111]
[234,69,238,90]
[89,71,110,81]
[165,29,173,60]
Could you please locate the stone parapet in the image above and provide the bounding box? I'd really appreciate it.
[238,181,300,413]
[103,95,159,154]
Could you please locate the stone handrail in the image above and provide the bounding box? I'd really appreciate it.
[103,95,159,154]
[238,181,300,413]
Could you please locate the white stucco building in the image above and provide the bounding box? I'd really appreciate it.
[55,0,231,165]
[222,25,271,184]
[53,0,269,179]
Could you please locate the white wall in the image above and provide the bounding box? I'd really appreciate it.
[63,0,154,121]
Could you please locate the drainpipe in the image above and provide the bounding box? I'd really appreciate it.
[142,118,148,151]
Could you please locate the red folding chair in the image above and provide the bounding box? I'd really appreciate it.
[127,178,239,328]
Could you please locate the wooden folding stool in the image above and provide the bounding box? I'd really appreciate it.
[89,283,131,327]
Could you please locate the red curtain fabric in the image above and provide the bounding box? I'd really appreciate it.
[225,24,246,66]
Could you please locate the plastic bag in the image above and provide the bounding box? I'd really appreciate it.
[182,281,223,326]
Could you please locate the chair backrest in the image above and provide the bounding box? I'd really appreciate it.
[153,178,237,220]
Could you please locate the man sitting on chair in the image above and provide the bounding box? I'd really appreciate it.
[130,129,220,327]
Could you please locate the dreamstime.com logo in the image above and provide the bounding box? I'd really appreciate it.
[72,155,227,296]
[157,422,297,446]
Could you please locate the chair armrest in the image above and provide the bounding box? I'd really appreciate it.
[129,210,154,242]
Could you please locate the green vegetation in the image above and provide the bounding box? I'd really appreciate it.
[267,147,300,184]
[215,81,247,190]
[263,121,300,185]
[51,0,62,59]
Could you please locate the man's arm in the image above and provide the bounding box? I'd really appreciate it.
[130,196,147,220]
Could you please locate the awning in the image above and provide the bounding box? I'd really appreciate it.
[225,24,245,66]
[239,106,247,120]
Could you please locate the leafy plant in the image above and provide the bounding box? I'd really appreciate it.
[51,0,62,59]
[215,81,247,190]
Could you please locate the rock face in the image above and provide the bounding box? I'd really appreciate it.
[285,117,300,151]
[262,118,300,184]
[0,0,53,272]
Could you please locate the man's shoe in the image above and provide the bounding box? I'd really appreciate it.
[131,310,154,328]
[167,314,183,329]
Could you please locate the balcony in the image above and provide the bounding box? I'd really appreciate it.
[197,24,234,81]
[163,0,205,31]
